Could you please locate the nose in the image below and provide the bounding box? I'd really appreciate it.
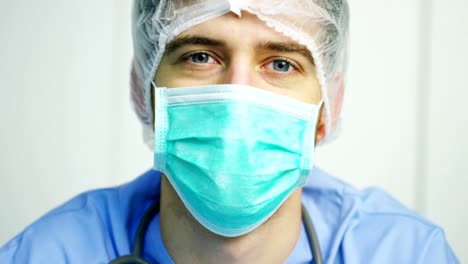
[223,60,253,86]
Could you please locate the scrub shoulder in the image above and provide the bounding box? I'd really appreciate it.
[0,170,160,263]
[301,168,459,263]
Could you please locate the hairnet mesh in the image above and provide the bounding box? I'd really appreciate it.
[131,0,349,147]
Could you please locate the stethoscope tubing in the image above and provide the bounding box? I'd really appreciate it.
[302,204,323,264]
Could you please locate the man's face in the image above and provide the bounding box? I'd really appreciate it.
[155,11,322,105]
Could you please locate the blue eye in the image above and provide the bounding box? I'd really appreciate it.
[190,53,210,63]
[272,60,291,72]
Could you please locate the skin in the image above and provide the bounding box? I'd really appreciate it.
[154,11,326,263]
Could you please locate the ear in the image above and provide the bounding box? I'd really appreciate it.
[314,107,326,143]
[314,73,345,144]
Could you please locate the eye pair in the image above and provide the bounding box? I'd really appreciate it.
[188,52,294,73]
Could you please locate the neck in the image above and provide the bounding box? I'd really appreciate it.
[159,176,302,264]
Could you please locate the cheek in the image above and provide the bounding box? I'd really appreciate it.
[256,73,321,104]
[309,79,322,104]
[158,76,223,88]
[292,77,321,104]
[154,69,187,88]
[154,61,223,88]
[154,61,169,87]
[154,57,188,88]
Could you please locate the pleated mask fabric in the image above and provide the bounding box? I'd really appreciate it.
[154,84,322,237]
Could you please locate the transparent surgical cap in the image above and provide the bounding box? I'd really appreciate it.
[131,0,350,147]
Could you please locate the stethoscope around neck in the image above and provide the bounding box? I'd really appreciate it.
[110,201,323,264]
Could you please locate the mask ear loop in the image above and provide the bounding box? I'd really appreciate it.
[142,82,159,151]
[297,98,323,186]
[153,82,169,173]
[151,81,156,122]
[151,81,157,149]
[317,99,324,108]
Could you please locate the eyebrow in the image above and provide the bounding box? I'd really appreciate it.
[258,41,315,65]
[164,35,315,65]
[165,36,226,54]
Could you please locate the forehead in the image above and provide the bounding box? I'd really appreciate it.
[182,12,287,39]
[167,12,313,60]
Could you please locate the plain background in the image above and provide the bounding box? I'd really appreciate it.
[1,0,467,262]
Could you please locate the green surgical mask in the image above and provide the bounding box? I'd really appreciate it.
[154,84,322,237]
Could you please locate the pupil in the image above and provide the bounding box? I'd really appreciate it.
[193,53,208,63]
[274,61,289,72]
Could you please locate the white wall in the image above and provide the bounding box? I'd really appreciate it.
[0,0,151,243]
[425,0,468,260]
[1,0,114,241]
[0,0,466,262]
[316,0,421,209]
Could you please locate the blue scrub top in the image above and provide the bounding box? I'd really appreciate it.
[0,168,459,263]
